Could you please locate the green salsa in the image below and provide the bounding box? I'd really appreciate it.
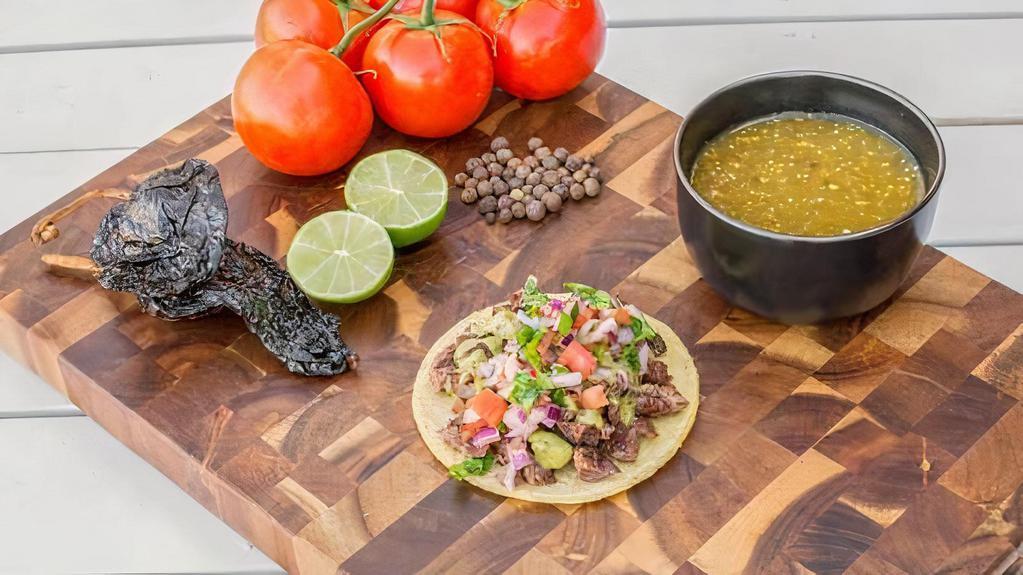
[690,112,924,237]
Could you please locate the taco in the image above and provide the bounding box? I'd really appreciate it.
[412,276,699,504]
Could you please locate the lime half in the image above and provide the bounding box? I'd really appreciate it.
[287,211,394,303]
[345,150,448,248]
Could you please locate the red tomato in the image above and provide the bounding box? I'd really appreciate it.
[476,0,606,101]
[466,388,508,427]
[254,0,343,50]
[232,40,374,176]
[367,0,479,18]
[557,340,596,379]
[361,11,494,138]
[580,384,608,409]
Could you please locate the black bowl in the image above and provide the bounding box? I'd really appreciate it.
[674,71,945,324]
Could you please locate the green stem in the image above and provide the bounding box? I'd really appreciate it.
[421,0,436,26]
[331,0,400,58]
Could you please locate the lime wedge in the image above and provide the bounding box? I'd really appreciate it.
[345,150,448,248]
[287,211,394,303]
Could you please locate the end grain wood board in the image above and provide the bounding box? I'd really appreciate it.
[2,75,1023,575]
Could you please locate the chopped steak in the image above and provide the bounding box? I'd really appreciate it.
[574,447,619,482]
[634,417,658,439]
[641,360,672,387]
[557,421,602,446]
[508,289,523,311]
[442,418,488,458]
[636,384,688,417]
[604,370,631,397]
[606,422,640,462]
[430,344,457,392]
[521,463,556,486]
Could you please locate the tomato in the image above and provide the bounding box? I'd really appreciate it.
[557,340,596,379]
[361,11,494,138]
[466,388,508,427]
[580,384,608,409]
[232,40,374,176]
[254,0,343,50]
[367,0,479,18]
[254,0,387,70]
[476,0,606,101]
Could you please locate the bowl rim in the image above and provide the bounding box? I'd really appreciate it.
[673,70,946,244]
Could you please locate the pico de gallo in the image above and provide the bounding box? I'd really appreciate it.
[430,276,688,489]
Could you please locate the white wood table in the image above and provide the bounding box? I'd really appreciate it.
[2,1,1022,572]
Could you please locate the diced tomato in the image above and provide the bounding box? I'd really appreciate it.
[614,307,631,325]
[557,340,596,379]
[459,419,487,442]
[580,384,608,409]
[572,306,596,329]
[466,388,508,428]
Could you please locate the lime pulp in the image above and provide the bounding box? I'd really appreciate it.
[286,211,394,304]
[345,150,448,248]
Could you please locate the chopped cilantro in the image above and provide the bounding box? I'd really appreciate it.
[630,314,657,342]
[622,342,641,373]
[516,325,536,347]
[521,275,550,316]
[448,452,495,480]
[510,371,552,411]
[564,282,612,309]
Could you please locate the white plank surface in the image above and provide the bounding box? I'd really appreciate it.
[0,42,250,153]
[598,19,1023,125]
[930,126,1023,246]
[0,417,283,574]
[6,19,1023,154]
[1,0,1019,52]
[603,0,1023,27]
[0,0,261,52]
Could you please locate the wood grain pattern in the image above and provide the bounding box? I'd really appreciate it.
[1,75,1022,574]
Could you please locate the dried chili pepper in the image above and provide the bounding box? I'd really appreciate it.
[39,159,358,376]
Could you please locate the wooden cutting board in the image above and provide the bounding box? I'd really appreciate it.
[2,74,1023,575]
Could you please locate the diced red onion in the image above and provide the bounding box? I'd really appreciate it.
[580,318,618,344]
[477,362,495,378]
[510,447,533,469]
[538,404,563,428]
[617,326,635,345]
[469,427,500,448]
[576,318,599,343]
[560,334,575,347]
[638,342,650,374]
[550,299,564,312]
[517,309,541,330]
[550,371,583,388]
[462,407,481,424]
[502,461,517,490]
[503,405,526,429]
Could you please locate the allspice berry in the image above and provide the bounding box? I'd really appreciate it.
[461,187,478,204]
[454,172,469,186]
[552,183,569,199]
[511,201,527,219]
[472,166,489,180]
[478,195,498,213]
[509,188,525,201]
[542,192,563,213]
[541,171,560,187]
[482,152,497,164]
[534,146,552,159]
[570,183,586,200]
[466,157,484,171]
[526,200,547,221]
[528,137,544,151]
[541,155,561,170]
[497,195,514,211]
[491,136,510,152]
[573,170,587,183]
[496,148,514,164]
[584,177,601,197]
[525,172,541,186]
[515,165,531,179]
[554,147,569,162]
[477,180,493,197]
[485,211,497,225]
[533,184,550,199]
[565,155,583,171]
[497,208,513,224]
